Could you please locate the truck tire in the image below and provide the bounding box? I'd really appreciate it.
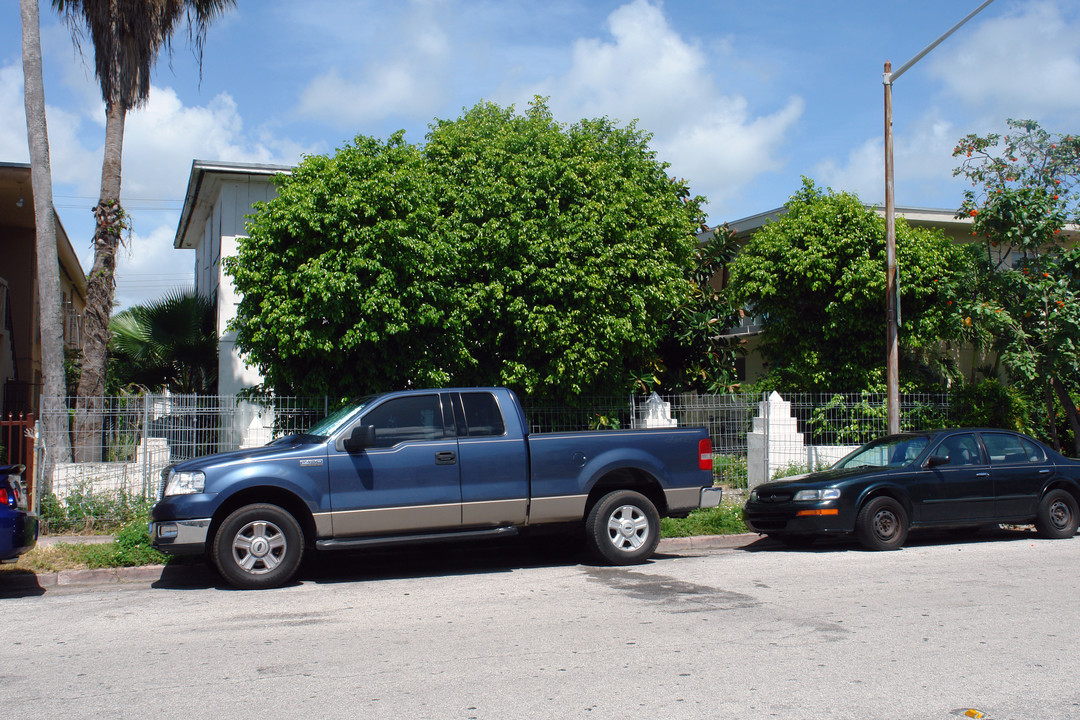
[212,504,304,589]
[585,490,661,565]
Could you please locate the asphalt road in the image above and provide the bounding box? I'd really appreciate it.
[2,529,1078,720]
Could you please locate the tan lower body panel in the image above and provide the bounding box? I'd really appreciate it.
[462,498,528,526]
[528,494,588,524]
[331,503,461,536]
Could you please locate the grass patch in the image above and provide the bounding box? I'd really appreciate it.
[1,516,168,573]
[662,499,748,538]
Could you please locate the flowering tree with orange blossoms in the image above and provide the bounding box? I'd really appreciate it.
[953,119,1080,452]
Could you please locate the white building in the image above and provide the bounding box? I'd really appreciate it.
[173,160,291,397]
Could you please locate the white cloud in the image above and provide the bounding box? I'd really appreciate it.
[121,86,308,202]
[517,0,804,216]
[113,223,195,310]
[928,1,1080,118]
[816,112,962,208]
[0,63,30,162]
[295,2,453,128]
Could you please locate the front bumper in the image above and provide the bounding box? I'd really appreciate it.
[149,518,212,556]
[742,501,853,536]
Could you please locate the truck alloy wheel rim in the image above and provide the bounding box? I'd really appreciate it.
[872,509,899,540]
[607,504,649,551]
[232,520,287,574]
[1049,499,1072,529]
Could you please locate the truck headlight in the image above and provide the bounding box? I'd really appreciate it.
[164,470,205,496]
[793,488,840,502]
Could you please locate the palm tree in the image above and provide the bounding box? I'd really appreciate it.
[109,289,217,394]
[52,0,235,459]
[21,0,73,482]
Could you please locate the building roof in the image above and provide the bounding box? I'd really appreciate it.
[0,161,86,297]
[173,159,292,250]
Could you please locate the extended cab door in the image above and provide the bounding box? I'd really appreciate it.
[451,391,529,527]
[327,393,461,536]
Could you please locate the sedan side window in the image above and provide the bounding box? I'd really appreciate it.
[982,432,1046,465]
[362,395,445,448]
[936,433,983,466]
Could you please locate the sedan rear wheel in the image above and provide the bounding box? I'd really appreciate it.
[1035,489,1079,539]
[855,496,908,551]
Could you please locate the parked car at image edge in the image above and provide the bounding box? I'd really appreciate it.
[743,428,1080,550]
[1,464,37,563]
[151,387,720,589]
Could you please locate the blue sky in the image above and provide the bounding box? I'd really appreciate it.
[3,0,1079,308]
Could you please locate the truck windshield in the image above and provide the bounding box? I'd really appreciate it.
[306,398,374,437]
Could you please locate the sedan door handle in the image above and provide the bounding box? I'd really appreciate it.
[975,472,990,477]
[435,451,457,465]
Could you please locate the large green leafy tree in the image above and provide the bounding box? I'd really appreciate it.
[726,179,978,393]
[953,119,1080,452]
[227,100,702,403]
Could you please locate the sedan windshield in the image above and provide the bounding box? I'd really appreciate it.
[834,435,931,470]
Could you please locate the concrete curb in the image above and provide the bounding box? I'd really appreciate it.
[3,533,762,590]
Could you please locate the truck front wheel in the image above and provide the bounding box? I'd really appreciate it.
[585,490,661,565]
[212,504,304,589]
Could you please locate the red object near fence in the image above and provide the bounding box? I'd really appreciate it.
[1,412,35,495]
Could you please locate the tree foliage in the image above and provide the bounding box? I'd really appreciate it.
[108,289,217,394]
[725,178,978,393]
[953,119,1080,452]
[227,99,703,403]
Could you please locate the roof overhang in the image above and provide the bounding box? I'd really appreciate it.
[173,159,293,249]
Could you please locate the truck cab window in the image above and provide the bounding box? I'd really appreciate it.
[460,392,505,437]
[364,395,445,447]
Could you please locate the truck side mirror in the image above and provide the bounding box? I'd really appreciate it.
[343,425,377,453]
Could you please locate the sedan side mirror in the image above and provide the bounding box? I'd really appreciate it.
[926,453,949,468]
[342,425,377,453]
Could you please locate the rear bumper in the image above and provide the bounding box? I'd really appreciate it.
[0,509,38,562]
[664,486,723,516]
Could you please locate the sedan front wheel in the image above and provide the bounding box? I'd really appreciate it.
[855,496,908,551]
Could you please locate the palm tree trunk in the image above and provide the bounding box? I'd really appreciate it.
[20,0,72,492]
[73,100,126,462]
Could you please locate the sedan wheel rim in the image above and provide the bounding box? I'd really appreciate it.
[232,520,287,574]
[606,505,649,552]
[872,509,898,541]
[1049,500,1072,530]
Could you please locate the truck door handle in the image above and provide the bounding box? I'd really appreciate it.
[435,451,457,465]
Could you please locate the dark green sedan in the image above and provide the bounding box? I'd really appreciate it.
[742,429,1080,550]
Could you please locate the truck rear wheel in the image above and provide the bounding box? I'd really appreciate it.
[212,504,304,589]
[585,490,661,565]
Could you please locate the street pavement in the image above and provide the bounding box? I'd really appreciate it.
[1,528,1078,719]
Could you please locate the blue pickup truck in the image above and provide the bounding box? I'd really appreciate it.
[151,387,719,588]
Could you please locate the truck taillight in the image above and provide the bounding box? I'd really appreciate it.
[698,438,713,471]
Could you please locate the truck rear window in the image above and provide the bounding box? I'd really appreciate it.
[460,392,505,437]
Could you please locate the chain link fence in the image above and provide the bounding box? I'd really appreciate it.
[31,390,954,532]
[34,394,328,533]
